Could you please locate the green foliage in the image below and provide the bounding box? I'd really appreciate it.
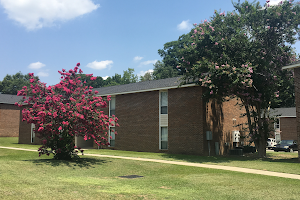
[81,68,138,88]
[152,60,179,80]
[140,71,154,81]
[121,68,138,84]
[0,72,39,95]
[178,0,300,157]
[153,33,193,79]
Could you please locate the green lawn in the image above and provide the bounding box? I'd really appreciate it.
[1,137,300,174]
[0,137,300,199]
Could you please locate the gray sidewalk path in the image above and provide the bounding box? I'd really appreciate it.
[1,146,300,180]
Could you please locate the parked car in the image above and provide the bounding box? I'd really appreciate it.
[273,140,298,152]
[267,138,277,149]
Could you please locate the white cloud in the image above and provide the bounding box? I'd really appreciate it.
[36,71,49,77]
[102,76,109,80]
[28,61,45,69]
[177,20,192,31]
[133,56,143,62]
[0,0,100,30]
[86,60,113,70]
[140,60,157,66]
[138,69,153,77]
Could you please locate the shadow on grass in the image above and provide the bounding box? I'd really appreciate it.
[160,152,299,164]
[24,157,110,168]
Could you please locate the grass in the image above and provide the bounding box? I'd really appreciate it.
[1,137,300,175]
[1,145,300,199]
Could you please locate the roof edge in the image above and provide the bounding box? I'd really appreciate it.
[97,83,197,96]
[282,62,300,70]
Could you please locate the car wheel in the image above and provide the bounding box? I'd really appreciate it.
[289,148,294,153]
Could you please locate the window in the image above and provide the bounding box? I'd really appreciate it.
[274,118,280,129]
[109,96,116,116]
[31,124,35,143]
[109,127,115,147]
[160,91,168,114]
[160,127,168,150]
[108,96,116,147]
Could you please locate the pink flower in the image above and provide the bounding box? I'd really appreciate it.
[215,66,219,69]
[76,63,80,66]
[90,77,97,81]
[30,79,35,83]
[215,42,218,45]
[210,90,213,94]
[58,126,62,131]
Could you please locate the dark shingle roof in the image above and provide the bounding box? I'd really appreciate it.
[0,94,23,105]
[93,77,194,96]
[270,107,296,117]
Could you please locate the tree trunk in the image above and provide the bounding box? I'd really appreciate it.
[257,136,266,157]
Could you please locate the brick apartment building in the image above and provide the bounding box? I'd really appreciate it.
[87,77,247,156]
[0,94,22,137]
[17,77,248,155]
[270,107,297,142]
[283,61,300,158]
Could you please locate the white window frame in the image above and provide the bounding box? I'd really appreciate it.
[159,91,168,115]
[159,90,168,150]
[109,127,115,147]
[159,126,168,150]
[274,118,280,130]
[31,123,35,143]
[108,96,116,147]
[109,96,116,117]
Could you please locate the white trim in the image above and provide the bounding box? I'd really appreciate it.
[278,116,296,118]
[108,96,116,147]
[30,123,35,143]
[109,127,115,147]
[159,126,168,150]
[97,83,196,97]
[0,102,17,105]
[282,63,300,70]
[159,90,168,150]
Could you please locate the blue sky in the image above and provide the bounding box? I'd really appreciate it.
[0,0,299,86]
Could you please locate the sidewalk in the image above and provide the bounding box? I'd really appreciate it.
[1,146,300,180]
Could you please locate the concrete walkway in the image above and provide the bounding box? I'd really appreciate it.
[1,146,300,180]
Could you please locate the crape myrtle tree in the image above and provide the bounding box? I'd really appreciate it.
[178,0,300,157]
[16,63,119,160]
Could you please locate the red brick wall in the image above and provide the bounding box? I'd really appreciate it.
[0,103,20,137]
[168,86,205,155]
[114,91,160,152]
[18,115,32,144]
[280,117,297,140]
[294,67,300,159]
[107,86,246,156]
[18,106,42,145]
[205,98,247,155]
